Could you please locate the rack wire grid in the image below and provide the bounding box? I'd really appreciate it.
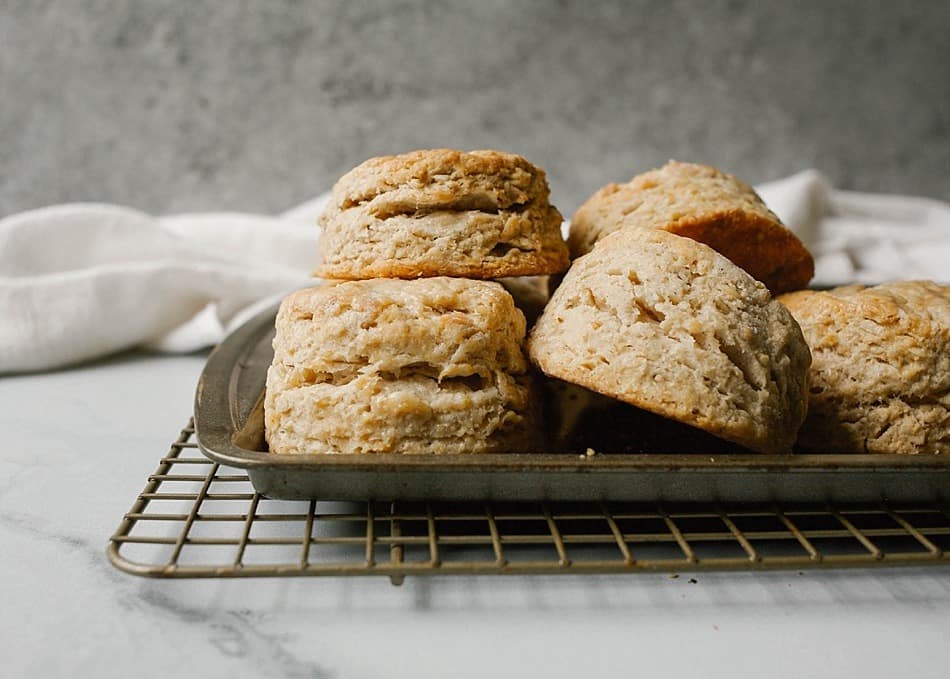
[108,420,950,583]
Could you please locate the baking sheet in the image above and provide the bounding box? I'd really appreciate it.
[194,305,950,502]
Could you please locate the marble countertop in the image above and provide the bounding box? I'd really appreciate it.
[3,353,950,678]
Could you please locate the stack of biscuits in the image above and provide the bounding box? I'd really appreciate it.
[264,149,570,455]
[266,152,948,456]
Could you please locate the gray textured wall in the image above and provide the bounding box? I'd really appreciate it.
[1,0,948,219]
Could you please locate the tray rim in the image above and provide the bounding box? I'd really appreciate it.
[194,302,950,476]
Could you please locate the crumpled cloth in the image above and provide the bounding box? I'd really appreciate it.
[755,171,950,287]
[1,172,947,373]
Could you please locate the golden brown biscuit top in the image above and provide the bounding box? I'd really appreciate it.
[569,160,815,294]
[780,281,950,333]
[573,161,772,228]
[329,148,550,212]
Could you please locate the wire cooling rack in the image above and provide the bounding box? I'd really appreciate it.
[108,420,950,583]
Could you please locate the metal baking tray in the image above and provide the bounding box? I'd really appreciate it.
[194,304,950,503]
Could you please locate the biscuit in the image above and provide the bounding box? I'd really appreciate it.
[779,281,950,454]
[316,149,569,279]
[528,228,811,454]
[569,161,814,294]
[264,277,537,454]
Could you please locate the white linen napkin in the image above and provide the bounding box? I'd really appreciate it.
[1,172,947,374]
[0,197,329,373]
[756,170,950,286]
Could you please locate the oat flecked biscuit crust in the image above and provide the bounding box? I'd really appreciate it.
[528,228,811,454]
[569,161,814,294]
[264,277,537,454]
[317,149,570,280]
[779,281,950,454]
